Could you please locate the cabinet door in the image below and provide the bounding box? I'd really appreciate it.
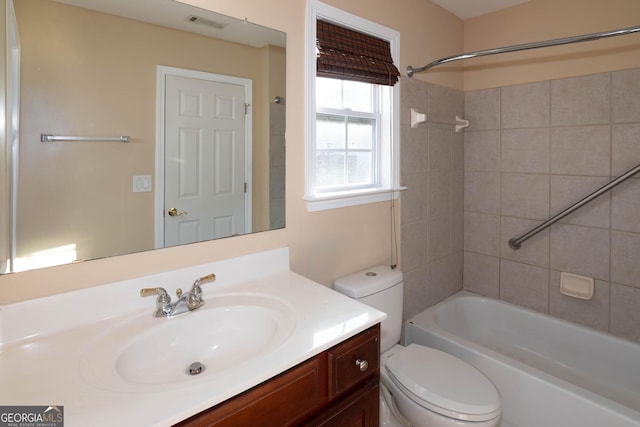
[300,379,379,427]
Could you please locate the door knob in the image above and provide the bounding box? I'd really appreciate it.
[167,207,187,217]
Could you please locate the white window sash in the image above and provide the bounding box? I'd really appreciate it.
[305,0,402,212]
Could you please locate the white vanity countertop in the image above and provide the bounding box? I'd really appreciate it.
[0,248,386,427]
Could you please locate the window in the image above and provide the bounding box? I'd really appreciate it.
[316,78,383,191]
[305,1,402,211]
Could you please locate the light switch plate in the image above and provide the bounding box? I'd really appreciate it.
[133,175,152,193]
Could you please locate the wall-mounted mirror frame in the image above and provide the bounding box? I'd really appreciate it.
[0,0,286,275]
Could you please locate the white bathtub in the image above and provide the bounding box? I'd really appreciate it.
[404,291,640,427]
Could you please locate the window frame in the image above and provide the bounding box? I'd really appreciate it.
[305,0,402,212]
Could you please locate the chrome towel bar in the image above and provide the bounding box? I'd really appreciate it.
[40,134,130,143]
[408,24,640,76]
[509,162,640,250]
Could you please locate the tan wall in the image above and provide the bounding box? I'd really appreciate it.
[0,0,462,303]
[14,0,273,262]
[463,0,640,90]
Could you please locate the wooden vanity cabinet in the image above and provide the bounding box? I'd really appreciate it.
[175,324,380,427]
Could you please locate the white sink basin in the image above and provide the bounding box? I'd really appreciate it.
[79,293,295,393]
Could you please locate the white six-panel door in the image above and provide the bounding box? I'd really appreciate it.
[158,68,252,247]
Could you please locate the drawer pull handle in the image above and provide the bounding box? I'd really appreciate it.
[355,358,369,372]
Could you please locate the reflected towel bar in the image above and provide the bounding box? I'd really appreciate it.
[509,162,640,250]
[407,24,640,76]
[40,134,131,143]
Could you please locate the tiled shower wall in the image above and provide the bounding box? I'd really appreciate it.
[400,76,464,322]
[463,68,640,343]
[269,102,286,230]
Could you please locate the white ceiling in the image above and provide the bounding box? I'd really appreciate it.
[430,0,530,20]
[53,0,527,41]
[53,0,285,48]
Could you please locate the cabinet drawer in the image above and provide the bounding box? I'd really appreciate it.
[327,324,380,399]
[176,357,322,427]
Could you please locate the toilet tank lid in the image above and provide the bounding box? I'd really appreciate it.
[333,265,403,298]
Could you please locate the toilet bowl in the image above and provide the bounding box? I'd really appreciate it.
[381,344,501,427]
[334,265,501,427]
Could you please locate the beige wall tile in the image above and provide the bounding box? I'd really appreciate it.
[400,125,429,175]
[551,73,610,126]
[500,216,549,267]
[501,173,549,220]
[464,130,500,172]
[402,265,428,323]
[401,220,427,272]
[450,250,463,293]
[463,251,500,298]
[549,271,609,332]
[465,212,500,257]
[612,124,640,176]
[426,255,454,306]
[550,175,610,229]
[429,171,452,219]
[612,179,640,233]
[611,231,640,288]
[610,283,640,343]
[501,81,550,129]
[465,88,500,130]
[612,68,640,123]
[452,132,465,174]
[427,82,464,125]
[400,173,428,225]
[452,203,464,253]
[400,76,428,127]
[428,210,452,262]
[550,126,610,176]
[500,260,549,313]
[464,171,500,214]
[501,128,550,174]
[428,124,452,173]
[550,224,610,281]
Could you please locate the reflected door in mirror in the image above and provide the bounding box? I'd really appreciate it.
[163,71,251,246]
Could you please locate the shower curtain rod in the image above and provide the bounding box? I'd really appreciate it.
[407,24,640,76]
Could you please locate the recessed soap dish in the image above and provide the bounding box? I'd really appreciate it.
[559,272,594,300]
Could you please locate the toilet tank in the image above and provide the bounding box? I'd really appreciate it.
[333,265,403,353]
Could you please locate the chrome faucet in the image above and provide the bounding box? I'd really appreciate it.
[140,274,216,318]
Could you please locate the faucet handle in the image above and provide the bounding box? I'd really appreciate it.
[196,274,216,285]
[192,274,216,290]
[190,274,216,299]
[140,287,171,304]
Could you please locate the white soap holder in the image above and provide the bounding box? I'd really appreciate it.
[559,272,594,300]
[455,115,469,132]
[410,108,426,128]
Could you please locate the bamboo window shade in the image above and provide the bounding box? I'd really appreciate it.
[316,19,400,86]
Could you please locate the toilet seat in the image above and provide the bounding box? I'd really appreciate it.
[385,344,501,422]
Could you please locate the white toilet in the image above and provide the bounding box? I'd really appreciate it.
[334,265,501,427]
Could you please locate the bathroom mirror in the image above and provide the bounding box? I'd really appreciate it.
[1,0,286,274]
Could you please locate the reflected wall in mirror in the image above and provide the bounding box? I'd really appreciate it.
[2,0,286,274]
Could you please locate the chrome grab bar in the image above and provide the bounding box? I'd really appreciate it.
[407,25,640,76]
[509,162,640,250]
